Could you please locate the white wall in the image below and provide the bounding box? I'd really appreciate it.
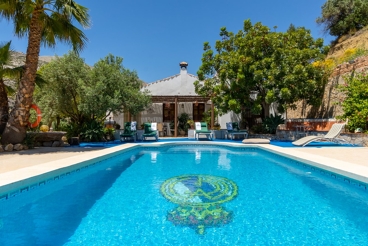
[178,102,193,118]
[112,113,124,129]
[140,102,194,123]
[140,103,163,123]
[218,112,241,129]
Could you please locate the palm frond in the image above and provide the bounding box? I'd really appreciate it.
[3,66,22,78]
[0,0,18,20]
[0,41,11,64]
[5,65,47,88]
[5,84,16,95]
[34,72,47,88]
[0,0,33,37]
[56,0,90,28]
[44,12,88,52]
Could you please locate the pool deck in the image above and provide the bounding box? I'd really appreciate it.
[0,142,368,196]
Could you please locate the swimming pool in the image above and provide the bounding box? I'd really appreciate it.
[1,144,368,245]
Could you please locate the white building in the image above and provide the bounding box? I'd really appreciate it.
[114,62,240,136]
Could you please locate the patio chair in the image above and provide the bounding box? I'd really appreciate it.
[142,122,158,141]
[195,122,213,140]
[120,121,137,142]
[157,122,166,137]
[292,123,346,147]
[226,122,248,140]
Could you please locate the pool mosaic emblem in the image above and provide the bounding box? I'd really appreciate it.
[160,175,238,234]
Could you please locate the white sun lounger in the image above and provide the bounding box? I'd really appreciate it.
[292,123,346,147]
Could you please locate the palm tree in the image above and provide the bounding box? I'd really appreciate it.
[0,41,14,135]
[0,0,90,144]
[0,41,47,135]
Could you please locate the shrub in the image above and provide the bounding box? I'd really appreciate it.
[23,133,36,149]
[337,72,368,132]
[250,123,265,134]
[262,114,285,134]
[103,127,115,141]
[59,121,82,139]
[80,119,104,142]
[178,113,190,133]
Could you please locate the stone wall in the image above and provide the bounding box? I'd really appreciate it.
[287,55,368,119]
[28,131,68,147]
[0,131,69,152]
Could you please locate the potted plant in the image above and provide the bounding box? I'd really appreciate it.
[178,128,186,136]
[213,123,221,130]
[187,119,194,129]
[103,127,115,141]
[114,123,121,130]
[178,113,190,135]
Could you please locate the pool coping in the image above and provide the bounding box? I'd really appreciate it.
[1,141,368,200]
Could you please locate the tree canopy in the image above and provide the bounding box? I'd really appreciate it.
[316,0,368,37]
[195,20,329,122]
[81,54,151,118]
[338,73,368,132]
[35,52,151,134]
[35,52,90,127]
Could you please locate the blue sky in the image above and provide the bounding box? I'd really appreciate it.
[1,0,332,83]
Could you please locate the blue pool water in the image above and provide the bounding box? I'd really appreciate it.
[1,145,368,245]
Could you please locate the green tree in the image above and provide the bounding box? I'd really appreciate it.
[35,53,151,140]
[338,72,368,132]
[316,0,368,37]
[80,54,151,121]
[0,0,90,144]
[34,52,90,129]
[195,20,329,123]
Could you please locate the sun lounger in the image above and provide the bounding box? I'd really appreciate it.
[120,121,137,142]
[226,122,248,140]
[292,123,346,147]
[142,122,158,141]
[195,122,213,140]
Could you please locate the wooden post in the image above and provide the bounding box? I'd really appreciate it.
[174,97,178,137]
[211,102,214,129]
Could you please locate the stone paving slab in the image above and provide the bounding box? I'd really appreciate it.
[0,147,105,173]
[293,147,368,167]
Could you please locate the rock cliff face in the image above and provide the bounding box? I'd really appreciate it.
[287,30,368,119]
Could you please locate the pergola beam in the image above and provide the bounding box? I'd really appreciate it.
[174,97,178,137]
[151,95,210,103]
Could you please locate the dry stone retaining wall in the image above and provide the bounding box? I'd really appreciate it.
[0,131,68,152]
[287,55,368,119]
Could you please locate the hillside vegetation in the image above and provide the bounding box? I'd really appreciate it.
[327,27,368,59]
